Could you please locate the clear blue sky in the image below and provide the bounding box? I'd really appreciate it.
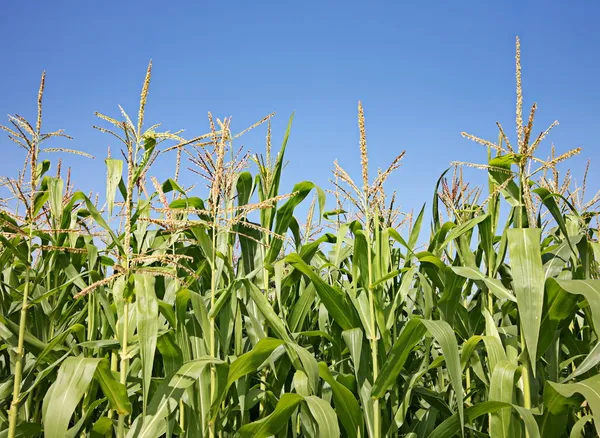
[1,1,599,222]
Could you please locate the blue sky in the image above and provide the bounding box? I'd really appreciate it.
[1,1,599,224]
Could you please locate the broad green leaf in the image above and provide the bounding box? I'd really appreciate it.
[440,213,489,250]
[451,266,516,302]
[507,228,544,367]
[135,273,158,416]
[538,278,579,358]
[90,417,113,438]
[569,415,593,438]
[408,203,426,250]
[227,338,284,387]
[555,279,600,334]
[127,357,224,438]
[105,158,123,216]
[83,195,125,255]
[460,335,507,375]
[94,358,132,415]
[266,180,322,263]
[288,282,316,333]
[42,357,102,438]
[0,422,42,438]
[243,279,292,342]
[237,393,304,438]
[385,267,416,330]
[538,382,580,438]
[534,187,577,257]
[319,362,363,438]
[287,342,320,393]
[420,319,464,431]
[304,395,341,437]
[565,341,600,381]
[156,333,183,377]
[161,177,186,196]
[286,253,361,330]
[372,318,427,398]
[428,401,539,438]
[489,361,521,438]
[550,375,600,437]
[47,177,64,222]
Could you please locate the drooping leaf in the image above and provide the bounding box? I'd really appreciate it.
[42,357,102,438]
[237,393,304,438]
[550,375,600,437]
[319,362,363,438]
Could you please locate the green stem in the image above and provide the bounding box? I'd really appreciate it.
[209,221,218,438]
[365,211,380,438]
[117,301,130,437]
[8,272,30,438]
[8,224,33,438]
[259,252,269,416]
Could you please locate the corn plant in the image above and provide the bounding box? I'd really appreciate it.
[1,37,600,438]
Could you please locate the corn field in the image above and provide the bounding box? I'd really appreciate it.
[1,38,599,438]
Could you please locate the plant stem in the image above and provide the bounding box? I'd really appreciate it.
[117,126,134,438]
[8,220,34,438]
[365,211,380,437]
[209,220,218,438]
[8,270,30,438]
[117,302,130,437]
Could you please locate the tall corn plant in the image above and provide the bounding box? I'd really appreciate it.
[1,37,600,438]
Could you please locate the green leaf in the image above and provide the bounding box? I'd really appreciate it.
[451,266,516,302]
[408,203,426,250]
[127,357,224,438]
[156,332,183,377]
[420,319,464,432]
[161,177,186,196]
[304,395,341,437]
[135,273,158,416]
[243,279,292,342]
[83,195,125,255]
[319,363,363,438]
[489,361,521,438]
[533,187,577,257]
[42,357,102,438]
[555,279,600,335]
[507,228,545,368]
[287,342,320,393]
[238,393,304,438]
[569,415,593,438]
[372,318,427,398]
[47,177,64,222]
[286,253,361,331]
[90,417,113,438]
[440,213,489,250]
[428,401,539,438]
[105,158,123,216]
[565,341,600,381]
[94,358,132,415]
[370,269,400,289]
[288,282,316,333]
[550,375,600,437]
[461,335,507,374]
[0,422,42,438]
[227,338,284,387]
[266,181,321,263]
[538,278,579,358]
[538,382,580,438]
